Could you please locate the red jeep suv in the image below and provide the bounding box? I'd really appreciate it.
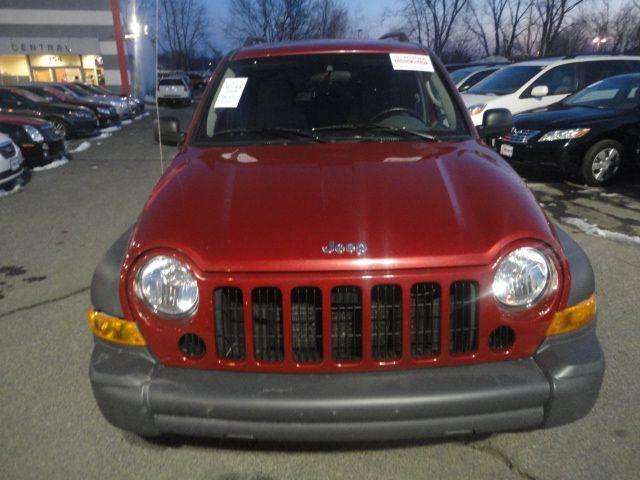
[88,37,603,441]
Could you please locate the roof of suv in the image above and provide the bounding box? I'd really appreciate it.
[232,39,426,61]
[513,54,640,67]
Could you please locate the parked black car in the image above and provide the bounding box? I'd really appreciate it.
[39,83,134,120]
[0,87,99,139]
[498,73,640,185]
[19,85,120,129]
[0,114,66,168]
[70,82,145,116]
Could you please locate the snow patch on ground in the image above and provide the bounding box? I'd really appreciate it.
[600,192,622,198]
[0,181,23,198]
[101,126,121,133]
[96,132,112,140]
[32,157,70,172]
[141,111,150,117]
[121,119,133,125]
[562,217,640,246]
[70,141,91,153]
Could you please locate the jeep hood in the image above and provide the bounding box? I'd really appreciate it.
[130,141,557,272]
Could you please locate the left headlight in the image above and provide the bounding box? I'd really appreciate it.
[23,125,44,142]
[538,128,590,142]
[96,106,110,115]
[134,255,199,318]
[492,247,555,309]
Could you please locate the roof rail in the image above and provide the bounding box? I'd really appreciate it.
[379,31,409,42]
[243,36,266,47]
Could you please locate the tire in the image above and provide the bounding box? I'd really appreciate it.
[580,140,624,186]
[48,118,70,139]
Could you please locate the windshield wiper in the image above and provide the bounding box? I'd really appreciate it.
[212,127,324,143]
[312,123,440,142]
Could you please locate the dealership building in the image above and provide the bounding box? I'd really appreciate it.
[0,0,150,95]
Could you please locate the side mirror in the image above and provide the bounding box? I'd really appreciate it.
[476,108,512,140]
[153,116,186,146]
[531,85,549,98]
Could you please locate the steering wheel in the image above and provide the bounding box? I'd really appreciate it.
[370,107,424,124]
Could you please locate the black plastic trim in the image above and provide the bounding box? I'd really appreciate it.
[90,227,133,318]
[553,223,595,306]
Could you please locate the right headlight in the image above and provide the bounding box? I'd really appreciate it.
[134,255,199,318]
[492,247,556,309]
[467,103,487,116]
[23,125,44,142]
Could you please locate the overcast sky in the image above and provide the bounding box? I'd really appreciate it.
[207,0,401,52]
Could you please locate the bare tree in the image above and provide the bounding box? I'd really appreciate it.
[226,0,350,44]
[501,0,534,57]
[536,0,587,56]
[467,0,510,56]
[398,0,470,55]
[158,0,210,70]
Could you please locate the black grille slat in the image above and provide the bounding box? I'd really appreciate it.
[253,287,284,362]
[291,287,323,362]
[214,287,245,360]
[411,283,441,357]
[331,286,362,361]
[449,281,479,353]
[371,285,402,360]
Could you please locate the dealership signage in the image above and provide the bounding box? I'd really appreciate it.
[0,37,100,55]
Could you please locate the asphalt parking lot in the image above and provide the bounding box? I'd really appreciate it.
[1,100,639,480]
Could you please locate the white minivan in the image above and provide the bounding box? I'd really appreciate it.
[462,55,640,125]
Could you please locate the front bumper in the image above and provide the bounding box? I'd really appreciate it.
[90,322,604,441]
[68,117,100,137]
[498,140,582,172]
[20,140,66,168]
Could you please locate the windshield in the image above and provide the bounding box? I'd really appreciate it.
[564,76,640,109]
[468,65,544,95]
[449,66,483,83]
[65,84,89,97]
[14,89,46,102]
[196,53,469,145]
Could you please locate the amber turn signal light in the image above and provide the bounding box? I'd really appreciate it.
[87,309,146,346]
[546,294,596,336]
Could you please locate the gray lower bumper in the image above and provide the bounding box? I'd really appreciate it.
[89,323,604,441]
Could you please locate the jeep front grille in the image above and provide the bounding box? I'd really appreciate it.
[206,275,490,372]
[0,141,16,159]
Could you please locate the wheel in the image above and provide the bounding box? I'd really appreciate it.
[580,140,623,186]
[48,118,69,139]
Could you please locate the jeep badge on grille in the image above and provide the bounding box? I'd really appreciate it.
[322,241,367,256]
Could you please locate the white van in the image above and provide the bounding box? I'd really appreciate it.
[462,55,640,125]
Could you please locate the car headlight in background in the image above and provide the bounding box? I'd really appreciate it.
[467,103,487,116]
[23,125,44,142]
[96,106,111,115]
[538,128,590,142]
[134,255,199,318]
[492,247,555,309]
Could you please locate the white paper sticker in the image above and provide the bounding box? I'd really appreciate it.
[214,77,248,108]
[389,53,434,72]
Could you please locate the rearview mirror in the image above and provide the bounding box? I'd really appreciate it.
[153,116,186,146]
[476,108,512,140]
[531,85,549,98]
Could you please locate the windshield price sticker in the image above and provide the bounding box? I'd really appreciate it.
[214,77,249,109]
[389,53,434,72]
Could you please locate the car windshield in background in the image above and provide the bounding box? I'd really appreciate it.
[196,53,469,145]
[14,89,45,102]
[468,65,544,95]
[564,76,640,110]
[449,66,483,83]
[160,79,184,86]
